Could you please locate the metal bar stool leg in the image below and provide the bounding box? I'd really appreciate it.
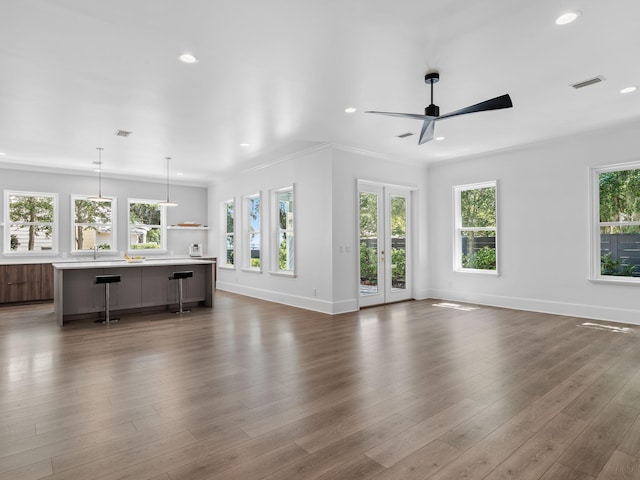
[95,275,120,324]
[169,271,193,314]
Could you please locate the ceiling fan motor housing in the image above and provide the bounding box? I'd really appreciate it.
[425,104,440,116]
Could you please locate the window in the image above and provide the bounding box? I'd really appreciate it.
[453,181,497,272]
[223,199,235,267]
[245,193,261,270]
[4,190,58,254]
[274,186,294,273]
[128,199,165,251]
[72,195,116,252]
[592,163,640,281]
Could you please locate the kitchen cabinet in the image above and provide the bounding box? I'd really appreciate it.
[0,264,53,303]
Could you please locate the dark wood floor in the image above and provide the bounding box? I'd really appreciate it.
[1,293,639,480]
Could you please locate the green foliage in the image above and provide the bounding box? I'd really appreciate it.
[359,193,378,238]
[97,243,111,250]
[360,242,377,285]
[129,202,161,225]
[146,229,160,244]
[74,199,112,249]
[10,234,19,251]
[9,194,54,250]
[250,258,261,268]
[461,187,495,228]
[462,246,496,270]
[599,169,640,225]
[226,202,234,233]
[391,247,406,287]
[131,243,160,249]
[391,196,406,237]
[601,252,636,276]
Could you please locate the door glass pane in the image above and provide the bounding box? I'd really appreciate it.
[360,192,378,295]
[390,195,406,290]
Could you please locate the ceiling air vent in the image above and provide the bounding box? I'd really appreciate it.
[571,76,604,89]
[396,132,414,139]
[115,129,132,137]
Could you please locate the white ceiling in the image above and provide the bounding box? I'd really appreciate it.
[1,0,639,185]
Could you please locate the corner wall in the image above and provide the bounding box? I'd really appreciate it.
[427,119,640,325]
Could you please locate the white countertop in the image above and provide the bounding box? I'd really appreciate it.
[52,258,215,270]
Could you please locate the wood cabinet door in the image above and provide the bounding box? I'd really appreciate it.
[40,264,54,300]
[2,265,38,302]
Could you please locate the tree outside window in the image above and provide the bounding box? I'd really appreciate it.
[595,165,640,278]
[224,200,235,266]
[276,188,294,272]
[72,196,115,251]
[454,182,497,272]
[5,191,57,253]
[128,200,164,250]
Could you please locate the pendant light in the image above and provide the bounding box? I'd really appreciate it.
[159,156,178,207]
[88,147,110,202]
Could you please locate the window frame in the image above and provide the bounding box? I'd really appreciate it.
[453,180,499,274]
[221,198,236,269]
[3,190,59,255]
[127,198,167,253]
[243,192,262,272]
[590,162,640,284]
[271,185,296,276]
[70,194,117,254]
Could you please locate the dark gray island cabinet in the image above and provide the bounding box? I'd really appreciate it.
[52,258,215,325]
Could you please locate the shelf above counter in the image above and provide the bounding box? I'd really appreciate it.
[167,226,208,230]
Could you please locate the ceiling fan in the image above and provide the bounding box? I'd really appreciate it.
[365,72,513,144]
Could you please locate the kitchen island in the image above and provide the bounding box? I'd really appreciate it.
[52,258,215,325]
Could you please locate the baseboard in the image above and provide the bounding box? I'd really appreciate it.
[216,282,358,315]
[427,288,640,326]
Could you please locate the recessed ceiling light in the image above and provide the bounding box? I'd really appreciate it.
[435,136,445,141]
[555,11,580,25]
[344,107,357,113]
[620,86,637,94]
[178,53,199,64]
[177,172,184,176]
[240,143,250,147]
[0,152,6,156]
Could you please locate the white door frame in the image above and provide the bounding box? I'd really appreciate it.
[358,180,414,307]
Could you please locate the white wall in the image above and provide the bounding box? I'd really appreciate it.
[428,118,640,325]
[0,167,208,259]
[210,146,336,312]
[210,144,430,314]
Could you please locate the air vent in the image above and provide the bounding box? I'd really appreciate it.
[396,132,414,139]
[571,76,604,89]
[115,129,132,137]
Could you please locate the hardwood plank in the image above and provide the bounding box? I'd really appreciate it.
[428,422,532,480]
[539,463,595,480]
[367,439,461,480]
[595,450,640,480]
[618,415,640,458]
[0,458,52,480]
[313,454,385,480]
[484,413,586,480]
[558,401,640,477]
[364,397,486,468]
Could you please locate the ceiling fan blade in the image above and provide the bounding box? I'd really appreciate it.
[419,119,435,144]
[437,94,512,121]
[365,110,435,121]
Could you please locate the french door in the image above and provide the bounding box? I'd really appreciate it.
[359,182,412,307]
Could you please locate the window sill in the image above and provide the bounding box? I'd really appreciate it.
[218,265,236,271]
[269,271,297,278]
[454,268,499,276]
[2,251,59,257]
[589,277,640,286]
[241,268,262,274]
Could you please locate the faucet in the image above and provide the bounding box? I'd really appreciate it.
[93,245,98,260]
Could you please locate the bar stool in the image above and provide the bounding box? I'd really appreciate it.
[95,274,121,323]
[168,271,193,313]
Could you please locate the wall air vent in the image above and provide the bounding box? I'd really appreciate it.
[571,76,604,89]
[396,132,414,139]
[115,130,132,137]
